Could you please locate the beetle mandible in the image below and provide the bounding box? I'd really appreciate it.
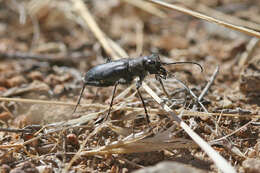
[73,53,203,125]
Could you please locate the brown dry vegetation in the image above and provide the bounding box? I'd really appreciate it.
[0,0,260,172]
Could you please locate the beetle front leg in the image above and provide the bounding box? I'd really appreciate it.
[72,84,86,114]
[155,75,170,98]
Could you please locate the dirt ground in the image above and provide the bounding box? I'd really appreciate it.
[0,0,260,172]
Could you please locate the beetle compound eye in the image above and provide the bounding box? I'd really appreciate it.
[148,60,155,65]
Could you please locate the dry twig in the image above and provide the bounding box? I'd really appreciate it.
[198,66,219,102]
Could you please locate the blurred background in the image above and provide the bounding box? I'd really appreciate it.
[0,0,260,172]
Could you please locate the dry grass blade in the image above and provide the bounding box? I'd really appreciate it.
[135,21,144,56]
[80,128,195,156]
[173,0,260,32]
[72,0,119,59]
[239,37,259,68]
[108,38,129,58]
[107,123,133,136]
[142,83,236,173]
[182,110,260,118]
[0,97,78,107]
[122,0,166,18]
[0,97,258,119]
[196,4,260,31]
[145,0,260,39]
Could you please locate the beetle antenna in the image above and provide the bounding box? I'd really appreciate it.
[73,84,86,114]
[161,61,203,72]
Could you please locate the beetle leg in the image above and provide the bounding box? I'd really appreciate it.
[136,88,150,126]
[106,56,112,63]
[72,84,86,114]
[156,75,170,98]
[136,78,150,126]
[136,75,145,89]
[118,78,128,85]
[103,82,119,122]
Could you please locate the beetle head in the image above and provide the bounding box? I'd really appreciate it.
[144,53,203,80]
[144,53,167,78]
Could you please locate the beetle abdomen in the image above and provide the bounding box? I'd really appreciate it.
[84,60,132,87]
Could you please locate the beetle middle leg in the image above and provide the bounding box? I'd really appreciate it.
[103,81,119,122]
[136,79,150,126]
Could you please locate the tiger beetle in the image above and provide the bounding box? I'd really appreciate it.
[73,53,203,125]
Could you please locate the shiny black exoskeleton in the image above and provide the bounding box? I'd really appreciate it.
[73,53,202,125]
[84,53,167,87]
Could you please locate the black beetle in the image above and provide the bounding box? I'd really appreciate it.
[73,53,202,125]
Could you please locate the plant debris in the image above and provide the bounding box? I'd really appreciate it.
[0,0,260,172]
